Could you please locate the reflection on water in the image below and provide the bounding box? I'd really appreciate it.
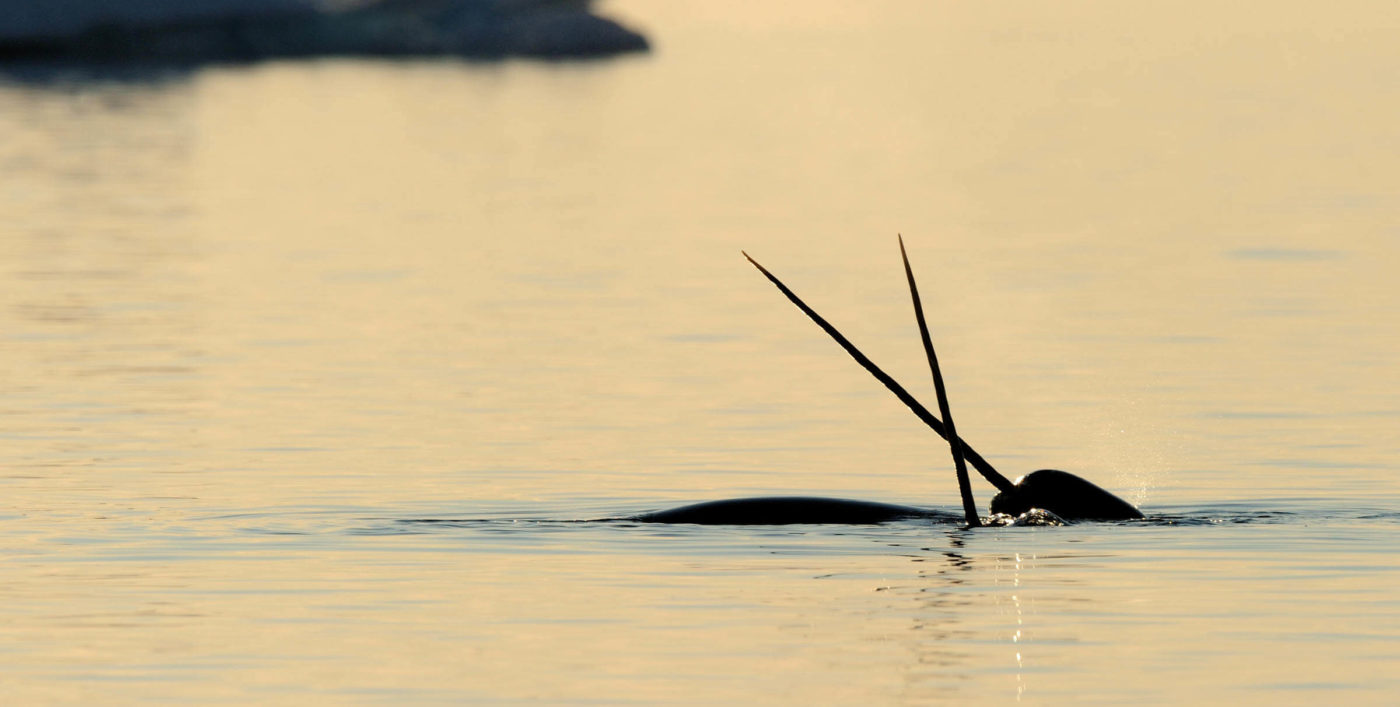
[2,0,1399,702]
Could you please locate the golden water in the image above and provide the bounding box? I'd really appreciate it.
[1,1,1397,702]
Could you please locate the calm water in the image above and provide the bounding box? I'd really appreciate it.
[3,1,1399,703]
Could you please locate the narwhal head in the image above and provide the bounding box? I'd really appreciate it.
[989,469,1143,521]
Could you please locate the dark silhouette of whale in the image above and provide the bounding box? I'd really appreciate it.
[634,497,947,525]
[635,239,1143,526]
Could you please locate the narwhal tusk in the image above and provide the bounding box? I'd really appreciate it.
[742,250,1015,493]
[898,235,980,526]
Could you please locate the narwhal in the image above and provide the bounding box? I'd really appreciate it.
[635,238,1143,526]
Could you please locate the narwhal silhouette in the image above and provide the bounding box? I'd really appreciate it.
[635,238,1143,526]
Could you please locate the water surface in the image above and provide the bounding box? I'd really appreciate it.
[2,1,1398,702]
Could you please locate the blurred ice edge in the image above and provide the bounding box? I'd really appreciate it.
[0,0,648,61]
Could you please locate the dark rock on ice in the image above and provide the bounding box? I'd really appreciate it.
[0,0,648,64]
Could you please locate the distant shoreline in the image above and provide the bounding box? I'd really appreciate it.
[0,1,649,63]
